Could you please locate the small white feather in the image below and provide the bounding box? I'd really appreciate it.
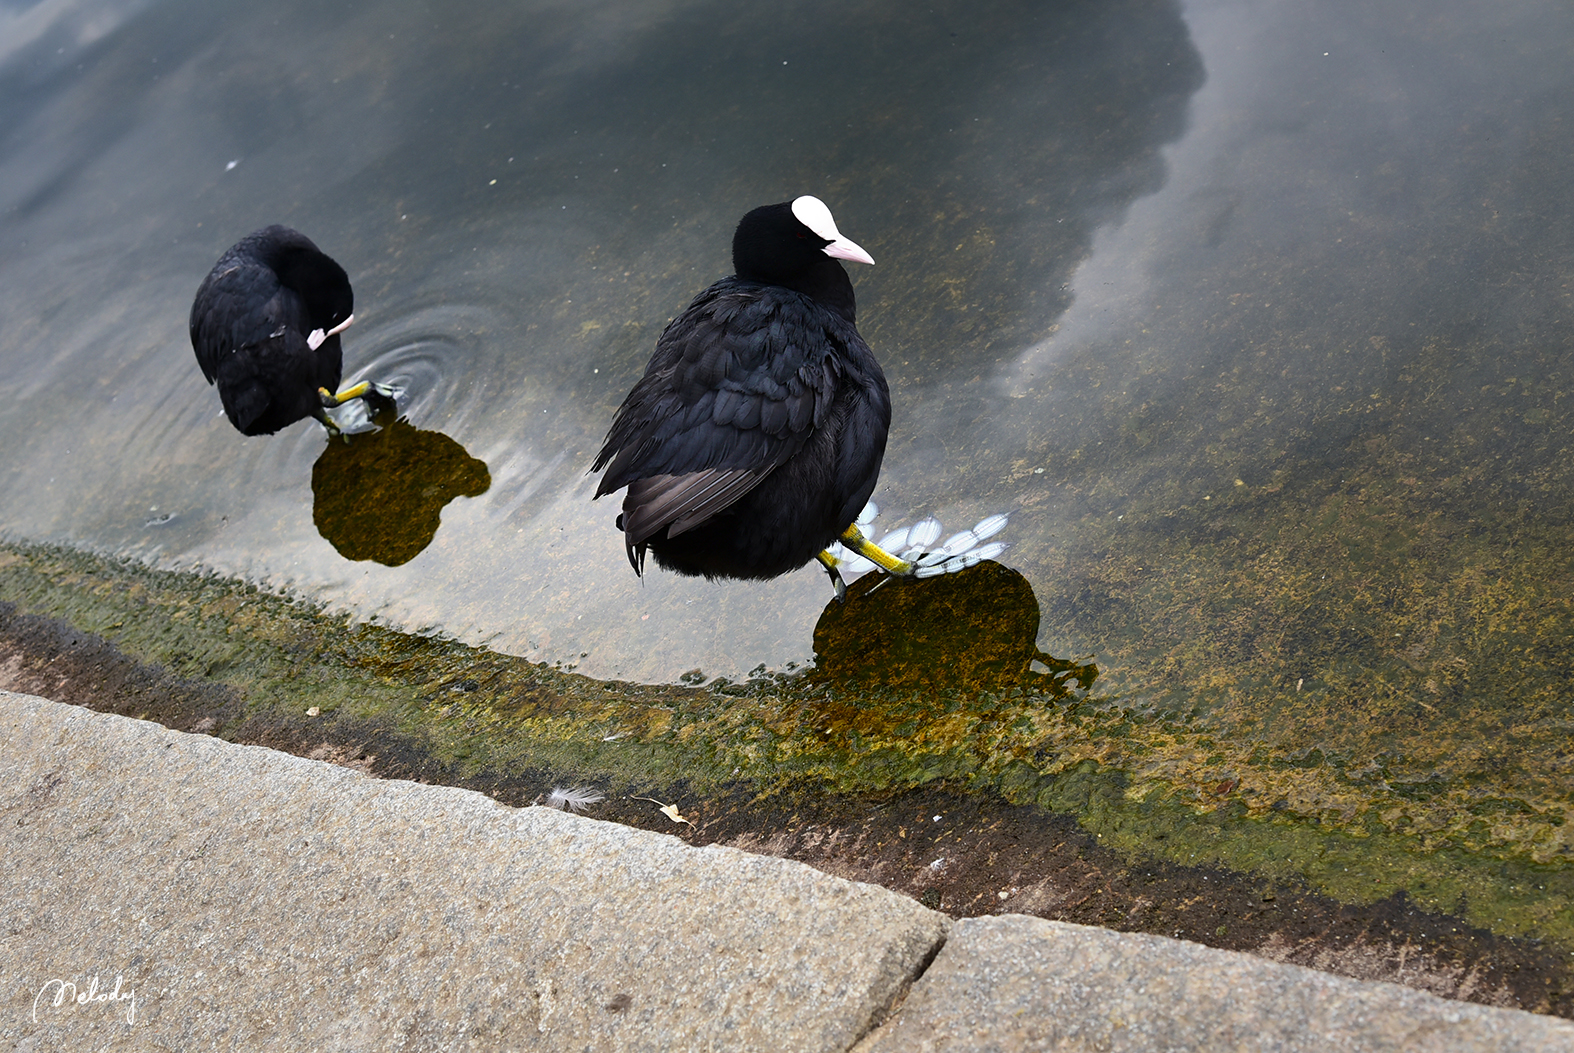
[543,786,605,813]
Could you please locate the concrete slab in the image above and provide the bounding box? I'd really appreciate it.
[857,914,1574,1052]
[0,691,946,1051]
[5,690,1572,1053]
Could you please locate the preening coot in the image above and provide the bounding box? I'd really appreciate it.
[592,195,917,598]
[190,225,394,435]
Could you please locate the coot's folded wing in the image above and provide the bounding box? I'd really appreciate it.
[620,469,757,543]
[189,258,309,384]
[593,280,842,556]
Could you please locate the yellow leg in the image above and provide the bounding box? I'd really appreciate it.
[312,407,347,441]
[816,549,848,602]
[318,382,373,407]
[838,524,915,576]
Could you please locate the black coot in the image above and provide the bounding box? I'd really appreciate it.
[593,196,911,594]
[190,226,390,435]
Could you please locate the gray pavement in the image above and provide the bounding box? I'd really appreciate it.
[4,690,1571,1052]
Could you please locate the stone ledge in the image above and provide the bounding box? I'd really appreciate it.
[0,691,945,1051]
[858,914,1574,1052]
[5,690,1572,1053]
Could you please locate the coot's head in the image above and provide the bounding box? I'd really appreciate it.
[254,225,354,334]
[732,195,874,287]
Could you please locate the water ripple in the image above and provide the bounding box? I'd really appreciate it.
[338,302,508,437]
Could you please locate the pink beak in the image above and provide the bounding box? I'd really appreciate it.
[822,236,875,267]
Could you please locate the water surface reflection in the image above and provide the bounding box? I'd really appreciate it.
[812,561,1097,698]
[312,412,489,566]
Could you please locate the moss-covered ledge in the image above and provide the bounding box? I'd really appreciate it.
[0,538,1568,952]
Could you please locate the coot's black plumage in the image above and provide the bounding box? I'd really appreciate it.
[190,225,374,435]
[593,196,902,589]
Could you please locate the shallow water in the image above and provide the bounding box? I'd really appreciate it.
[1,0,1571,940]
[0,0,1208,680]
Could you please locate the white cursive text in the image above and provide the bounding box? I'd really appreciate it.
[33,974,137,1026]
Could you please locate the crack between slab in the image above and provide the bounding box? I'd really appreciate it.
[844,924,949,1052]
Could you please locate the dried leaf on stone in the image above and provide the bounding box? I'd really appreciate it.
[633,795,692,825]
